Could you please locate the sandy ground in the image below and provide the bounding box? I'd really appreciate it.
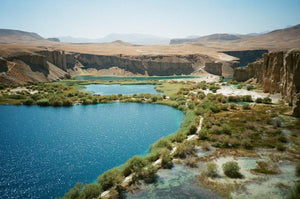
[172,74,220,83]
[203,85,282,104]
[9,87,39,94]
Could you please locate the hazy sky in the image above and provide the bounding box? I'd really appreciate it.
[0,0,299,38]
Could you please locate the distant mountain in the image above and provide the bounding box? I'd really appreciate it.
[170,24,300,46]
[170,33,246,44]
[235,24,300,48]
[47,37,60,42]
[59,33,170,45]
[58,36,96,43]
[0,29,45,44]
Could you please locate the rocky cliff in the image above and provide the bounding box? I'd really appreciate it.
[0,50,70,85]
[204,62,222,76]
[0,49,240,85]
[67,54,205,76]
[222,50,268,67]
[233,49,300,116]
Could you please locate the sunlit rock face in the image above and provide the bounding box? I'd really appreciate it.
[233,49,300,116]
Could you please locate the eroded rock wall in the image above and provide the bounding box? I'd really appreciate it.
[68,54,200,76]
[204,62,222,76]
[233,49,300,117]
[0,50,70,85]
[222,49,268,67]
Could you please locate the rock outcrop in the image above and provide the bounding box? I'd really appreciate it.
[233,49,300,117]
[0,50,70,85]
[222,50,268,67]
[0,49,240,85]
[66,53,221,76]
[204,62,222,76]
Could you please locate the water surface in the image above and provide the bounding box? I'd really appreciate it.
[126,164,223,199]
[0,103,184,199]
[84,84,160,95]
[75,75,201,81]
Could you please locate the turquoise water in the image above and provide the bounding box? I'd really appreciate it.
[84,84,160,95]
[126,164,223,199]
[0,103,184,199]
[75,75,201,81]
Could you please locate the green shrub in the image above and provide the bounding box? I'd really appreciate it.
[198,92,206,99]
[277,134,287,143]
[237,84,243,89]
[144,151,159,162]
[201,102,220,113]
[242,104,251,110]
[8,94,26,99]
[202,162,218,177]
[81,184,102,199]
[97,168,124,191]
[160,148,173,169]
[63,182,83,199]
[123,156,147,176]
[241,139,253,149]
[37,99,50,106]
[52,99,63,106]
[230,103,236,109]
[255,98,263,103]
[171,131,187,142]
[246,85,254,91]
[289,182,300,199]
[198,128,209,140]
[228,96,241,102]
[296,163,300,177]
[262,97,272,104]
[241,95,252,102]
[210,125,222,135]
[222,161,242,178]
[221,124,231,135]
[189,124,197,135]
[137,165,158,183]
[23,98,35,105]
[62,99,73,106]
[276,143,286,151]
[150,138,172,152]
[173,141,195,159]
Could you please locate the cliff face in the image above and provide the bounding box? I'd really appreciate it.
[233,49,300,117]
[222,50,268,67]
[67,54,202,76]
[0,49,239,85]
[204,62,222,76]
[0,50,69,85]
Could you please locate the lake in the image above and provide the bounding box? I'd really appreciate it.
[75,75,201,81]
[0,103,184,199]
[84,84,160,95]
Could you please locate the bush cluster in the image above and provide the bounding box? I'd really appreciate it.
[222,161,242,178]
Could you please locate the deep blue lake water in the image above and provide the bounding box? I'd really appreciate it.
[84,84,160,95]
[75,75,201,81]
[0,103,184,199]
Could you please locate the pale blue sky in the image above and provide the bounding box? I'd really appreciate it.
[0,0,299,38]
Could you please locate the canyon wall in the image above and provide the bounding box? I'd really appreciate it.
[222,49,268,67]
[0,49,240,85]
[67,54,211,76]
[233,49,300,116]
[0,50,70,85]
